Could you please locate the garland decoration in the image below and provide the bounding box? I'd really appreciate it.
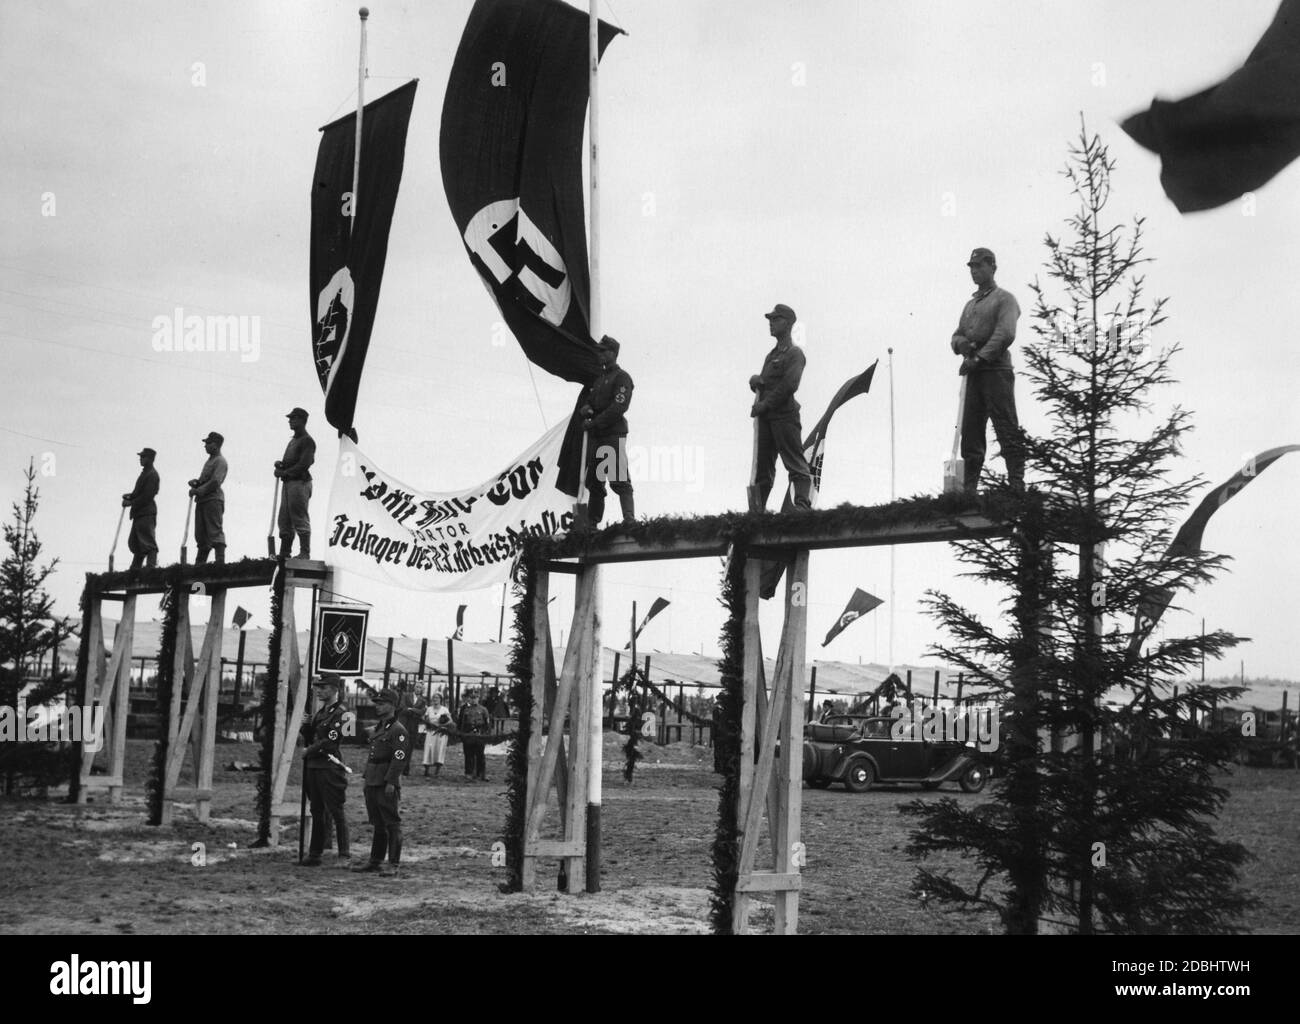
[253,565,288,845]
[66,579,96,802]
[501,552,537,892]
[612,665,650,782]
[709,541,749,934]
[145,578,182,825]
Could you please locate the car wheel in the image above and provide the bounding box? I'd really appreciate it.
[844,759,874,793]
[807,777,832,789]
[959,764,986,794]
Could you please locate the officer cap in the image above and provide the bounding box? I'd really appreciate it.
[137,447,157,459]
[201,431,224,446]
[374,688,399,705]
[312,674,342,690]
[966,247,997,267]
[764,303,797,323]
[286,407,309,420]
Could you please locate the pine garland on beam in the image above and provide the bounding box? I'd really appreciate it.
[145,582,181,825]
[709,543,749,935]
[501,555,536,892]
[253,567,287,846]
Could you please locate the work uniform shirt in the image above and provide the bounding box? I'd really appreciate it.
[302,699,348,771]
[193,454,228,504]
[951,285,1020,371]
[583,366,634,436]
[125,467,160,519]
[363,717,410,787]
[753,343,806,419]
[457,703,492,735]
[279,432,316,482]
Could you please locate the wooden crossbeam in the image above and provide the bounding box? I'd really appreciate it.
[736,872,803,893]
[543,511,1010,565]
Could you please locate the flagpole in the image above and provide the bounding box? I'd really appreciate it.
[351,8,368,231]
[887,346,896,671]
[585,0,603,895]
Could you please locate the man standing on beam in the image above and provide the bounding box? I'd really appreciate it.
[950,248,1025,495]
[750,303,812,511]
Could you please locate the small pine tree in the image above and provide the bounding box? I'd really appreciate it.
[904,121,1255,934]
[0,459,79,793]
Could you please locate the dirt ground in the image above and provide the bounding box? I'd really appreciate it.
[1,736,1297,935]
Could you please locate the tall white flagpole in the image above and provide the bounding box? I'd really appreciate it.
[585,0,604,895]
[351,8,369,231]
[888,347,896,671]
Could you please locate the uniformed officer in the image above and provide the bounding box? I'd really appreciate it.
[456,689,493,781]
[354,689,410,876]
[750,304,813,510]
[121,447,160,570]
[580,336,635,527]
[299,674,351,867]
[275,407,316,559]
[189,431,228,564]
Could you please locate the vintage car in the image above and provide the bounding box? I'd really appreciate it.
[801,714,988,793]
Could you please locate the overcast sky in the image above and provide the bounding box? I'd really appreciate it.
[4,0,1298,681]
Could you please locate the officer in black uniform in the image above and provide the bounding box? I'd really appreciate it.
[299,675,351,867]
[580,336,635,527]
[353,689,410,876]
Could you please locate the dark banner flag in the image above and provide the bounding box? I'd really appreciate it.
[625,597,670,650]
[1122,1,1300,212]
[452,604,467,641]
[441,0,622,494]
[231,606,250,629]
[761,362,879,598]
[311,80,418,437]
[822,588,883,648]
[1128,444,1300,655]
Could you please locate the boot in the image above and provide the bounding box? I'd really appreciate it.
[130,554,144,570]
[618,492,636,526]
[196,546,210,565]
[297,533,311,559]
[278,535,292,559]
[145,552,157,568]
[214,544,225,564]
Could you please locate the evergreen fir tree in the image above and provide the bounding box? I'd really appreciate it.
[904,121,1255,934]
[0,459,79,792]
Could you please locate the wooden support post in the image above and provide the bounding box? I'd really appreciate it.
[383,637,394,687]
[194,589,226,823]
[933,669,940,706]
[583,566,603,893]
[521,568,550,892]
[448,638,457,711]
[79,595,134,804]
[807,665,817,723]
[418,638,428,679]
[734,556,762,934]
[234,629,246,707]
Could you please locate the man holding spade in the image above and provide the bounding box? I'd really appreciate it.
[189,431,228,564]
[275,407,316,559]
[950,248,1025,495]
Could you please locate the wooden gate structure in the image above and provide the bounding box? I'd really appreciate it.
[76,558,331,841]
[519,502,1014,933]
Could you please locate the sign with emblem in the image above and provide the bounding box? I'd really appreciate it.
[316,604,370,675]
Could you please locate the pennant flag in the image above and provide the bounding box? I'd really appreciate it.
[231,606,250,629]
[452,604,467,641]
[311,80,418,436]
[441,0,622,494]
[760,362,879,598]
[625,597,670,650]
[1122,2,1300,212]
[822,588,883,648]
[1128,444,1300,654]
